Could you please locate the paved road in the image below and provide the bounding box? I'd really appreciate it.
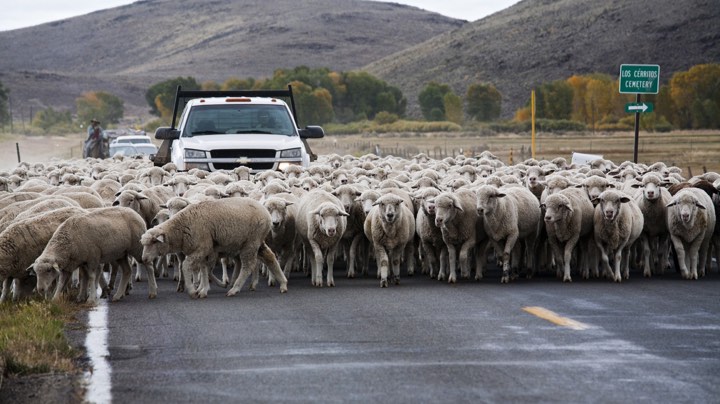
[104,266,720,403]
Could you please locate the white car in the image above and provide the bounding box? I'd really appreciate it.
[153,87,324,173]
[109,135,158,158]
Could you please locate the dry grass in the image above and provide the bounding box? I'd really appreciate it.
[312,130,720,175]
[0,299,83,376]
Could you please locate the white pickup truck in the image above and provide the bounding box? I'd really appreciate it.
[153,86,324,172]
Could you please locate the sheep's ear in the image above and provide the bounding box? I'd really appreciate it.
[53,263,60,272]
[696,203,706,210]
[338,209,350,217]
[26,265,35,275]
[137,195,148,200]
[159,204,167,209]
[539,203,546,209]
[591,197,600,206]
[564,203,574,213]
[619,197,631,204]
[285,201,294,206]
[453,200,464,212]
[154,234,166,243]
[372,200,381,206]
[666,201,676,208]
[496,193,507,198]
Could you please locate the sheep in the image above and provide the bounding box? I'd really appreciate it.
[631,173,673,277]
[666,188,716,280]
[113,189,161,229]
[164,175,197,197]
[593,190,644,282]
[50,192,105,209]
[580,175,615,202]
[90,178,122,205]
[0,206,87,302]
[32,206,151,303]
[331,184,367,278]
[263,195,299,280]
[413,187,446,279]
[541,188,595,282]
[141,197,287,298]
[138,167,170,187]
[476,185,541,283]
[433,189,480,283]
[162,196,192,216]
[294,189,349,287]
[364,193,416,287]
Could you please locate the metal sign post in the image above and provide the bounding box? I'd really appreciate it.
[619,64,660,163]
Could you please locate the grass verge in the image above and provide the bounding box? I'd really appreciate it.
[0,300,82,376]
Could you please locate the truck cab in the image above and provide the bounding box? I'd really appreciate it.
[153,86,323,172]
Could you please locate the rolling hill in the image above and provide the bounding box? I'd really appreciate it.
[365,0,720,117]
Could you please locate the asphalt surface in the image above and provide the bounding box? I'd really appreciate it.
[104,265,720,403]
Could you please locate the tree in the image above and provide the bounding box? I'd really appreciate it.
[290,81,334,126]
[76,91,124,125]
[145,77,200,118]
[0,81,9,128]
[536,80,573,120]
[670,63,720,129]
[419,82,451,121]
[465,83,501,121]
[32,107,72,133]
[443,92,463,124]
[221,77,255,90]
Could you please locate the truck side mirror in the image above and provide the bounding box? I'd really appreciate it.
[155,127,180,140]
[299,126,324,139]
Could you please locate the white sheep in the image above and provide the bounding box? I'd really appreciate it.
[476,185,541,283]
[364,193,415,287]
[141,197,287,298]
[542,188,594,282]
[593,190,644,282]
[413,187,446,279]
[666,188,716,279]
[631,173,673,277]
[294,189,348,287]
[0,206,87,302]
[433,189,480,283]
[32,206,151,303]
[263,195,299,280]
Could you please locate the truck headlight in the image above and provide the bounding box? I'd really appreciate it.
[280,148,302,158]
[184,149,207,159]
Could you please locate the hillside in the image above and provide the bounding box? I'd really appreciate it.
[365,0,720,118]
[0,0,462,119]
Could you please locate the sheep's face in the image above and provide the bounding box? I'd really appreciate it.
[357,192,379,215]
[526,168,544,188]
[641,178,662,201]
[434,195,462,227]
[331,171,349,186]
[475,188,504,217]
[597,192,630,221]
[543,194,572,224]
[301,178,318,192]
[141,229,170,263]
[581,178,611,201]
[165,177,194,197]
[31,257,60,298]
[373,195,405,224]
[416,189,441,216]
[313,204,348,237]
[113,190,147,212]
[166,197,190,216]
[333,187,360,214]
[264,200,289,230]
[668,193,705,225]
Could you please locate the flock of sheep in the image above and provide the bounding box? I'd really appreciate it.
[0,149,718,303]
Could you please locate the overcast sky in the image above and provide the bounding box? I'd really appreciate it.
[0,0,521,31]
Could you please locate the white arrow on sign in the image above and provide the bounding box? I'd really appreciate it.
[628,103,649,112]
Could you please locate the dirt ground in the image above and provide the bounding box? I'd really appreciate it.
[0,133,85,172]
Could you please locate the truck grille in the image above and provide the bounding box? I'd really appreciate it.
[209,149,277,171]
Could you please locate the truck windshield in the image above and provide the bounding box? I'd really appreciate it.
[183,104,297,136]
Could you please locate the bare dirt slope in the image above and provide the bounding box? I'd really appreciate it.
[0,134,84,172]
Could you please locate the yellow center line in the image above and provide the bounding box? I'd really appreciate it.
[522,306,590,331]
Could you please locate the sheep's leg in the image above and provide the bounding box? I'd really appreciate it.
[621,246,632,280]
[445,243,458,284]
[390,247,402,285]
[220,257,230,286]
[1,278,10,303]
[77,266,89,303]
[309,241,325,287]
[421,241,437,278]
[258,243,287,293]
[52,271,72,301]
[459,238,475,280]
[86,266,99,304]
[108,264,117,291]
[133,257,143,282]
[698,237,711,278]
[112,259,133,302]
[563,236,580,283]
[142,261,158,299]
[375,246,390,288]
[227,254,259,296]
[181,257,200,298]
[612,249,624,283]
[657,235,669,275]
[326,244,339,287]
[689,240,703,280]
[548,239,563,279]
[405,242,416,276]
[250,261,261,291]
[475,240,488,281]
[670,235,690,279]
[501,235,518,284]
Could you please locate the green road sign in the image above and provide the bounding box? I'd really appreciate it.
[619,64,660,94]
[625,102,654,113]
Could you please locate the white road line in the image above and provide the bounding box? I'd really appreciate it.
[523,306,590,330]
[85,300,112,404]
